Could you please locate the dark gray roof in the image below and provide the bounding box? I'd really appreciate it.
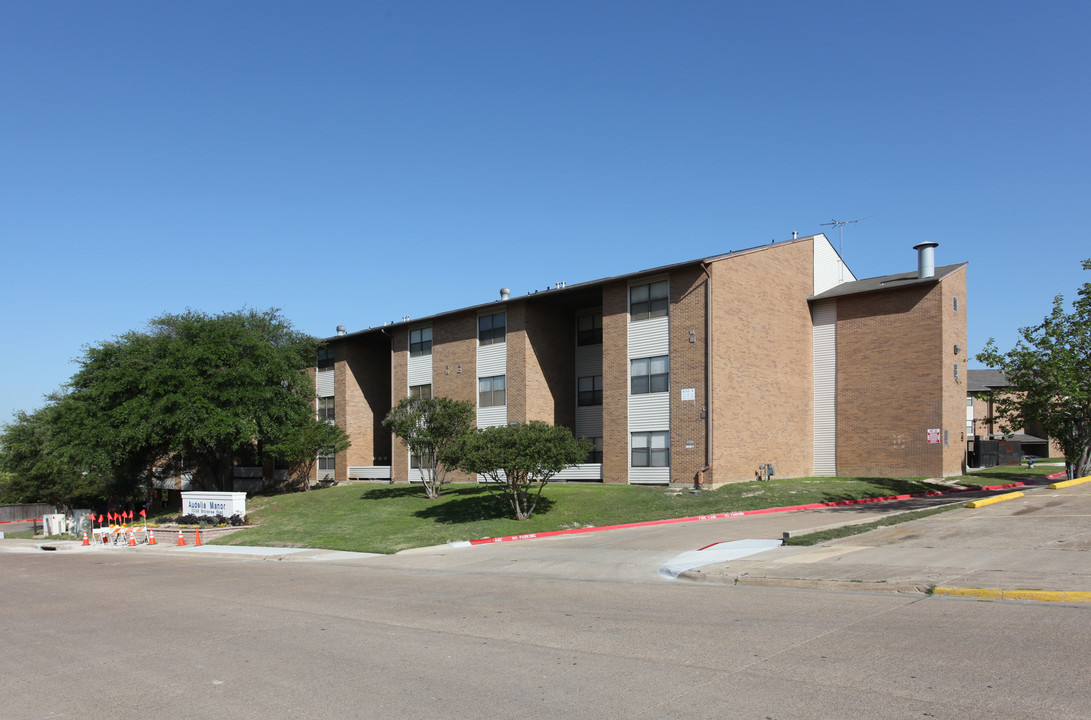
[968,369,1009,392]
[808,263,967,301]
[326,234,829,342]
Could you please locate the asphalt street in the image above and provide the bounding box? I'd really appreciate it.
[2,480,1088,719]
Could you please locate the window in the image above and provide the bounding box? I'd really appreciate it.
[584,437,603,464]
[479,375,506,407]
[318,397,335,423]
[578,376,603,406]
[630,280,669,321]
[631,431,669,467]
[479,312,506,345]
[577,313,602,346]
[409,384,432,400]
[954,364,959,381]
[410,449,433,470]
[317,347,334,370]
[631,356,669,394]
[410,327,432,357]
[953,297,959,312]
[318,454,335,471]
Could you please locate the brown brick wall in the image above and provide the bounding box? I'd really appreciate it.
[505,303,528,424]
[836,283,947,477]
[709,241,816,482]
[601,281,630,483]
[431,312,478,483]
[941,267,969,475]
[338,333,392,481]
[523,300,576,428]
[390,327,409,482]
[668,266,710,485]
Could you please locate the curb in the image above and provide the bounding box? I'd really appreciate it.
[966,491,1024,509]
[676,571,930,595]
[933,587,1091,603]
[1049,476,1091,490]
[457,482,1027,547]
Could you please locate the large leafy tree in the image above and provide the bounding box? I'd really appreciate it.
[382,396,475,499]
[443,421,591,520]
[978,259,1091,479]
[60,308,342,492]
[0,402,113,511]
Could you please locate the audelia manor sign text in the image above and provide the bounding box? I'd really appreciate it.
[181,492,247,518]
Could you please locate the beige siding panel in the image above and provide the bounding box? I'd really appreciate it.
[574,345,603,378]
[477,405,507,429]
[407,355,432,387]
[575,406,603,438]
[813,299,837,476]
[553,464,603,481]
[814,234,855,295]
[629,467,670,484]
[628,393,670,432]
[477,342,506,377]
[316,369,335,397]
[628,316,670,358]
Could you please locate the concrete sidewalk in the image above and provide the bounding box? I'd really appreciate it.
[679,480,1091,601]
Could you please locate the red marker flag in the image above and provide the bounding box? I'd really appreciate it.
[126,510,133,520]
[139,509,146,518]
[107,512,113,522]
[98,515,104,523]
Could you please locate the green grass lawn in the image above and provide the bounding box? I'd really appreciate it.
[952,459,1065,487]
[213,476,950,554]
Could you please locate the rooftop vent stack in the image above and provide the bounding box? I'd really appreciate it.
[913,242,939,279]
[500,288,510,301]
[792,231,798,240]
[336,325,346,336]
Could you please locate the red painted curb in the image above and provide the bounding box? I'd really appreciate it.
[465,482,1027,546]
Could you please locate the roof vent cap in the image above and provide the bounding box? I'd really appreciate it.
[913,242,939,279]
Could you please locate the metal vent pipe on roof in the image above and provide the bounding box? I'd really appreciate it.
[336,325,346,336]
[500,288,510,301]
[913,242,939,279]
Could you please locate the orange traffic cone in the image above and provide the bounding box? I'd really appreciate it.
[128,530,137,546]
[177,530,186,546]
[82,531,90,546]
[195,529,202,547]
[147,529,157,545]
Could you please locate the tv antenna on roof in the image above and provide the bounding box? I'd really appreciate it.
[820,218,859,260]
[821,218,863,283]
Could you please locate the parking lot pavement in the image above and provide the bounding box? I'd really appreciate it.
[681,482,1091,600]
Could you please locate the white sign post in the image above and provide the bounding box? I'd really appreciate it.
[181,492,247,518]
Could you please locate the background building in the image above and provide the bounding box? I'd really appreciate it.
[314,234,968,486]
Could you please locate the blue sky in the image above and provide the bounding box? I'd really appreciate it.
[2,1,1089,422]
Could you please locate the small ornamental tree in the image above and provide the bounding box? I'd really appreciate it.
[382,396,475,499]
[268,417,351,491]
[442,421,591,520]
[978,258,1091,479]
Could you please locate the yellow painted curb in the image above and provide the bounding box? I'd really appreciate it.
[966,491,1024,509]
[1048,476,1091,490]
[934,587,1091,603]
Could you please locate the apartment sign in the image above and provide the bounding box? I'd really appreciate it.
[926,428,941,444]
[181,491,247,518]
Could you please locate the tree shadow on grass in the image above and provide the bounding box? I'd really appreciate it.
[359,485,428,501]
[413,492,556,524]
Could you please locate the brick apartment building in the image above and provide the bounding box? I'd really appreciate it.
[312,234,968,487]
